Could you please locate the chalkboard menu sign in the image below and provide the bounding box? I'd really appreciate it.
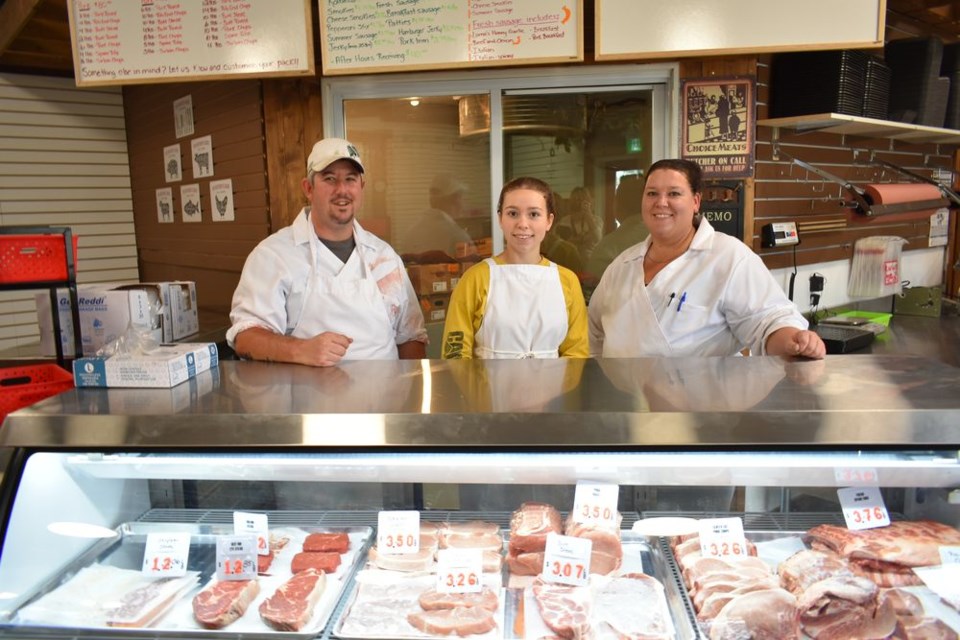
[67,0,314,87]
[319,0,583,75]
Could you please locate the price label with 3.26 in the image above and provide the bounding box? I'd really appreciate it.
[141,532,190,577]
[698,517,747,559]
[838,486,890,531]
[215,534,257,581]
[436,548,483,594]
[541,532,591,587]
[571,481,619,526]
[377,510,420,555]
[233,511,269,557]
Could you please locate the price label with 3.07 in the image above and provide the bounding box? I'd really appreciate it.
[141,532,190,577]
[698,517,747,559]
[377,510,420,555]
[436,548,483,594]
[215,534,257,581]
[541,532,591,587]
[838,486,890,531]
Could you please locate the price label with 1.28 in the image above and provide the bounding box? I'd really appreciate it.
[141,532,190,577]
[215,534,258,581]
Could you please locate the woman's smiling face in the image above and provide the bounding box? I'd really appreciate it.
[642,168,702,244]
[499,187,554,258]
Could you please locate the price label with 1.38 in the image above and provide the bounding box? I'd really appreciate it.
[571,481,619,526]
[141,532,190,577]
[377,510,420,555]
[698,517,747,559]
[541,532,591,587]
[838,486,890,531]
[436,548,483,594]
[215,534,258,581]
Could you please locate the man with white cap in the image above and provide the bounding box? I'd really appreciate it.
[398,172,476,259]
[228,137,427,366]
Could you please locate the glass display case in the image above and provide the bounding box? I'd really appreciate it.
[1,355,959,639]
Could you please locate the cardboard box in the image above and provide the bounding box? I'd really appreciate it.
[407,264,459,296]
[457,237,493,258]
[114,282,173,342]
[73,343,219,388]
[103,366,219,412]
[37,286,163,357]
[420,293,450,323]
[166,281,199,340]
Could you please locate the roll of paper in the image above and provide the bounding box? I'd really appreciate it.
[849,182,944,223]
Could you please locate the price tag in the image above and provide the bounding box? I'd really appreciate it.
[141,532,190,577]
[914,565,960,610]
[377,510,420,555]
[233,511,269,556]
[834,467,879,485]
[838,486,890,531]
[698,517,748,559]
[215,535,257,581]
[571,481,619,527]
[436,548,483,594]
[541,532,591,587]
[940,546,960,564]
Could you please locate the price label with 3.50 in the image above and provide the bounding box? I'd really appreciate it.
[838,486,890,531]
[141,532,190,577]
[541,532,591,587]
[377,510,420,555]
[571,481,619,527]
[698,517,747,559]
[233,511,269,557]
[215,534,257,581]
[436,548,483,594]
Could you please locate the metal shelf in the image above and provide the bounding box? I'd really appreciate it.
[758,113,960,145]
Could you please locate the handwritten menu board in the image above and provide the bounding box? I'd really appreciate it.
[67,0,314,87]
[319,0,582,75]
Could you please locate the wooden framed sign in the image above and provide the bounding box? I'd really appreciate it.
[319,0,583,75]
[67,0,314,87]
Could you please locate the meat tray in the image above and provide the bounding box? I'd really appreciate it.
[7,521,373,638]
[332,531,698,640]
[662,528,960,640]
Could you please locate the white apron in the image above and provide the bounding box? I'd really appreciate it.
[600,279,674,357]
[474,258,567,359]
[293,232,397,360]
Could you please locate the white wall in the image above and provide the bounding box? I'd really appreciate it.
[0,73,138,352]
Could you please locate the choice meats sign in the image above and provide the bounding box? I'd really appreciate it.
[681,77,755,179]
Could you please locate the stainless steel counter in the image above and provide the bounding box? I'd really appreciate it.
[2,354,960,450]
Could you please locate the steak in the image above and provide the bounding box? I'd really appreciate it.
[192,579,260,629]
[418,586,499,612]
[258,549,275,575]
[407,605,497,636]
[303,531,350,553]
[258,567,326,631]
[290,551,340,574]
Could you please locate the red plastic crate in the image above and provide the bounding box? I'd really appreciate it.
[0,233,79,284]
[0,364,75,423]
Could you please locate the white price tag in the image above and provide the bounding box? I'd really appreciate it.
[834,467,878,485]
[377,510,420,555]
[215,535,258,581]
[698,517,748,559]
[914,565,960,610]
[436,548,483,593]
[141,532,190,577]
[838,486,890,531]
[571,481,619,526]
[233,511,269,556]
[541,532,592,587]
[940,546,960,564]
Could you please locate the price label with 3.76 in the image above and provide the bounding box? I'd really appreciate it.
[541,532,591,587]
[215,534,257,581]
[698,517,747,559]
[838,486,890,531]
[377,510,420,555]
[436,548,483,594]
[571,481,619,527]
[141,532,190,577]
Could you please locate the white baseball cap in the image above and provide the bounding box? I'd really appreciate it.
[430,173,467,198]
[306,138,364,174]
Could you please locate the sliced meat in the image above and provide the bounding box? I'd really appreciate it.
[407,606,497,636]
[593,573,674,640]
[682,555,771,591]
[507,551,545,576]
[563,520,622,576]
[796,575,892,640]
[509,503,562,555]
[258,549,275,575]
[291,551,340,574]
[303,531,350,553]
[893,616,959,640]
[778,549,853,594]
[707,588,800,640]
[531,578,591,640]
[192,579,260,629]
[368,545,435,572]
[483,549,503,574]
[258,568,326,632]
[418,586,499,612]
[880,588,925,617]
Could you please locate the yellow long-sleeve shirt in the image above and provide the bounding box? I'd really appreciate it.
[441,256,589,359]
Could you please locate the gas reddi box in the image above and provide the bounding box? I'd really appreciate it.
[72,343,219,388]
[36,286,162,357]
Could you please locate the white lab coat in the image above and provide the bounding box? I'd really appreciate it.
[588,220,806,357]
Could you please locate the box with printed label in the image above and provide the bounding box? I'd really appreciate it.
[113,282,174,342]
[407,264,460,296]
[419,294,450,323]
[102,366,219,412]
[73,343,219,388]
[36,286,163,357]
[457,237,493,258]
[165,281,199,340]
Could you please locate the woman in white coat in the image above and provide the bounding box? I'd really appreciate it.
[588,159,825,359]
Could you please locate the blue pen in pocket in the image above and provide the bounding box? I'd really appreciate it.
[676,291,687,312]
